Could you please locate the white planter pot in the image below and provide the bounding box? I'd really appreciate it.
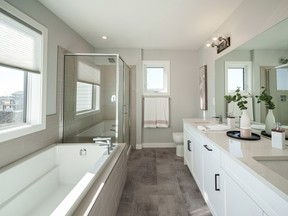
[240,110,251,138]
[265,109,275,135]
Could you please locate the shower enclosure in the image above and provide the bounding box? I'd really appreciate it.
[63,54,130,145]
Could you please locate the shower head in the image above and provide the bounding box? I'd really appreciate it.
[108,57,116,64]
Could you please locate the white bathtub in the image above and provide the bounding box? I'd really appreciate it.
[0,143,123,216]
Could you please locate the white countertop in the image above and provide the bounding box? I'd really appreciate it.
[183,118,288,201]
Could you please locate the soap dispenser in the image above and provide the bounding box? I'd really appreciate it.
[271,122,285,149]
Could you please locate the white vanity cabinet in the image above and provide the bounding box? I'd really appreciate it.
[183,120,288,216]
[222,171,263,216]
[183,127,193,173]
[202,139,224,216]
[184,124,223,216]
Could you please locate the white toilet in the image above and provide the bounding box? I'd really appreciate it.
[172,132,184,157]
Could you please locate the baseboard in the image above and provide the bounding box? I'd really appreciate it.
[142,142,176,148]
[136,143,142,149]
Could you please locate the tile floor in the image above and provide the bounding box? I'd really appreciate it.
[116,148,212,216]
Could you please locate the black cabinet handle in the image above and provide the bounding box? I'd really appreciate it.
[204,145,212,151]
[187,140,191,151]
[215,174,220,191]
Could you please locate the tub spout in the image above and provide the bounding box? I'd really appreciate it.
[93,137,114,152]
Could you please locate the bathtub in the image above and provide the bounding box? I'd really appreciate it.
[0,143,126,216]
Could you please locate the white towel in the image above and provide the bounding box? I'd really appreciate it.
[143,97,169,128]
[156,98,169,128]
[144,98,157,128]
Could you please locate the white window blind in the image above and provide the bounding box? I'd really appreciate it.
[77,57,100,85]
[0,9,42,73]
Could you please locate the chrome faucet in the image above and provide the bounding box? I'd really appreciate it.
[93,137,114,152]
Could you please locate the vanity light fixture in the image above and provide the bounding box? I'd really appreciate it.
[206,36,231,54]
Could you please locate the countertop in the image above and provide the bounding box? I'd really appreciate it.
[183,118,288,201]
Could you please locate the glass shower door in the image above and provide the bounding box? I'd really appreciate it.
[117,58,130,144]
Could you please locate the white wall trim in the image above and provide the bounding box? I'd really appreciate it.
[142,142,175,148]
[136,143,142,149]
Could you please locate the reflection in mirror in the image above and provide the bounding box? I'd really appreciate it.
[225,61,252,94]
[215,18,288,125]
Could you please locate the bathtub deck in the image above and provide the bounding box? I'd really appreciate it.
[26,183,74,216]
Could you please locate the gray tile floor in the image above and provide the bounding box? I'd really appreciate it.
[116,148,212,216]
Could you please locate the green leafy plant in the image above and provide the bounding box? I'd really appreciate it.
[255,87,275,110]
[224,87,248,110]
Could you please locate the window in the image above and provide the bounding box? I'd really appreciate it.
[76,57,100,115]
[225,61,252,94]
[0,2,47,142]
[276,68,288,90]
[143,61,170,96]
[76,82,100,113]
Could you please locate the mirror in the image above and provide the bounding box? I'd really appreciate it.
[215,18,288,125]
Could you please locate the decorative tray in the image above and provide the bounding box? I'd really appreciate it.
[226,130,261,141]
[261,130,288,140]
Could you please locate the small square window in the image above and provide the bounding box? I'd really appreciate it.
[143,61,170,96]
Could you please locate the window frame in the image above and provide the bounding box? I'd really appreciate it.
[75,81,100,115]
[0,1,47,142]
[225,61,252,95]
[142,61,170,96]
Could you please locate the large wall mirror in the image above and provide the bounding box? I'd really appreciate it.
[215,18,288,125]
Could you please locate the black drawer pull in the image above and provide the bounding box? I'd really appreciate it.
[215,174,220,191]
[187,140,191,151]
[204,145,212,151]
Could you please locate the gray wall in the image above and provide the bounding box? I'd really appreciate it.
[0,0,95,168]
[142,49,199,144]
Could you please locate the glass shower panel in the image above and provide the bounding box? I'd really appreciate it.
[117,58,130,144]
[63,54,127,143]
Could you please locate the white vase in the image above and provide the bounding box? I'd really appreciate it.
[265,109,275,135]
[240,110,251,138]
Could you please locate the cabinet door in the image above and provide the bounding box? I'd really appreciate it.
[203,141,224,216]
[224,172,263,216]
[184,129,193,172]
[192,135,203,190]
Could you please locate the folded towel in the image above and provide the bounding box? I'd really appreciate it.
[144,97,169,128]
[197,125,207,131]
[156,98,169,128]
[144,98,157,128]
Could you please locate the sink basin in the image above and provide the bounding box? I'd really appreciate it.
[206,124,231,130]
[253,156,288,180]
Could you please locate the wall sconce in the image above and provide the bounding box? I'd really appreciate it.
[206,36,231,54]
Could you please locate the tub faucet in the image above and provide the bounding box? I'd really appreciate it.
[93,137,114,151]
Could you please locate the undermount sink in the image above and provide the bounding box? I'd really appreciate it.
[253,156,288,180]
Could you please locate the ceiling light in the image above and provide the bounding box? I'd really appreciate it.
[102,36,107,40]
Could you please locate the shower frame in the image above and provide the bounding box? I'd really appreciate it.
[62,53,130,145]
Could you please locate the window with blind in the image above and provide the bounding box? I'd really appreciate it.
[0,2,47,142]
[76,57,100,115]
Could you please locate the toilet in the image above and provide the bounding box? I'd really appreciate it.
[172,132,184,157]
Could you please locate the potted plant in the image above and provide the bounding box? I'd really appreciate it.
[255,87,275,135]
[224,87,251,138]
[224,87,248,111]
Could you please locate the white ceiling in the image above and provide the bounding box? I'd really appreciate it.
[39,0,244,50]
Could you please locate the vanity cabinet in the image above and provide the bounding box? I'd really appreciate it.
[222,171,263,216]
[183,128,193,173]
[184,126,203,191]
[202,139,224,216]
[184,120,288,216]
